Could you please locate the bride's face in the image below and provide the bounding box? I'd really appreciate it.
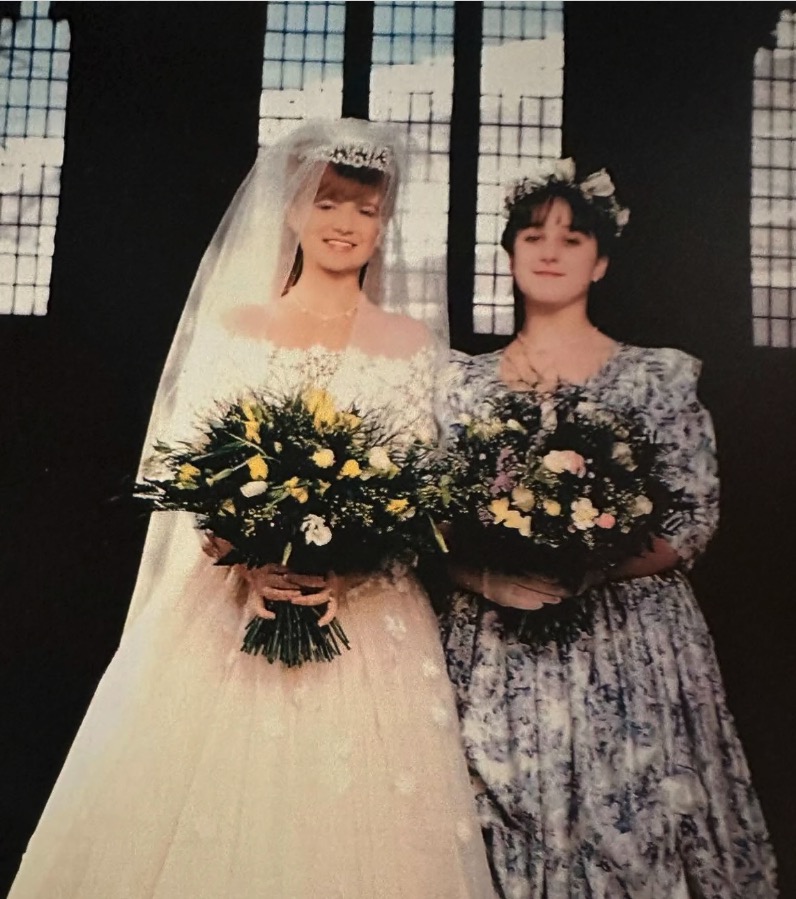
[296,167,385,276]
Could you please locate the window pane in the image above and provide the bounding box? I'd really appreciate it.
[370,1,454,335]
[259,1,345,145]
[751,9,796,346]
[475,1,564,334]
[0,3,70,315]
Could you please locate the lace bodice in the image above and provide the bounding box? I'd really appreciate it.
[159,333,440,459]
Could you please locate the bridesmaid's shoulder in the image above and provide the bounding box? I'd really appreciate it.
[618,343,703,398]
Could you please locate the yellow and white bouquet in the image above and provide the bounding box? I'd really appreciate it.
[138,388,449,667]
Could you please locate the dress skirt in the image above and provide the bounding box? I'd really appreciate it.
[9,515,494,899]
[441,573,778,899]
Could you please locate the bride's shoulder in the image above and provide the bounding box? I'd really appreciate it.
[221,304,275,340]
[361,303,434,356]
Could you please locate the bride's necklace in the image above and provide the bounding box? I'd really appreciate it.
[289,294,360,322]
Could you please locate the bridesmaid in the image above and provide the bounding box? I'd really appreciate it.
[440,159,777,898]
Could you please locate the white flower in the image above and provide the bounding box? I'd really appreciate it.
[300,514,332,546]
[553,157,577,182]
[616,208,631,229]
[630,495,653,517]
[539,400,558,431]
[384,614,407,641]
[395,772,416,795]
[240,480,268,498]
[421,658,441,679]
[430,704,452,728]
[511,485,536,512]
[611,441,636,469]
[456,820,473,843]
[580,168,615,198]
[571,497,599,530]
[368,446,394,472]
[543,449,586,477]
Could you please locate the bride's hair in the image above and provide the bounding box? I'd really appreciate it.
[283,161,395,293]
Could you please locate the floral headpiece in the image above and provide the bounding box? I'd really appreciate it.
[504,158,630,236]
[300,142,395,174]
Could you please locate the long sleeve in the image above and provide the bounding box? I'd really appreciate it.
[634,348,719,569]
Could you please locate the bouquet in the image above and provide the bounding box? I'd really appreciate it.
[138,388,449,667]
[445,389,688,644]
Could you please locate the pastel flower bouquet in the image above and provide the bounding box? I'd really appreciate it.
[445,389,687,642]
[138,388,449,667]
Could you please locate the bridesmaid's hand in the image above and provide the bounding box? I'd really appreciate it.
[451,565,567,611]
[483,571,568,611]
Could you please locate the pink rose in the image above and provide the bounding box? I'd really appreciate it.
[595,512,617,529]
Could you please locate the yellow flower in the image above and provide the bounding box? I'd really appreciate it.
[283,476,309,504]
[246,455,269,480]
[386,498,410,516]
[543,499,562,517]
[339,412,361,430]
[240,400,257,420]
[241,401,262,444]
[244,419,261,443]
[312,448,335,468]
[303,388,339,429]
[489,497,532,536]
[221,498,236,514]
[339,459,362,478]
[176,463,201,485]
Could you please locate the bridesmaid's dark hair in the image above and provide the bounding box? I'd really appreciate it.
[501,182,618,260]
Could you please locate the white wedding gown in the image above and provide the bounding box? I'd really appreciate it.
[9,338,494,898]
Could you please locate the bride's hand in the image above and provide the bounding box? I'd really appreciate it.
[287,572,340,628]
[240,564,305,620]
[241,566,340,626]
[201,532,234,561]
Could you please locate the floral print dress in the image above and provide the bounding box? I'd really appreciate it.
[440,344,777,899]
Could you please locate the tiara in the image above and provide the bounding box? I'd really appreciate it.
[300,142,395,174]
[504,158,630,236]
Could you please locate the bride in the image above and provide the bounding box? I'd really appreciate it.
[8,119,494,898]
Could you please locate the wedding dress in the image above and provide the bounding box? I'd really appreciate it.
[8,334,495,898]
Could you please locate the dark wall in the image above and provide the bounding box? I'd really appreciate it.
[2,3,793,894]
[564,5,795,894]
[0,2,267,888]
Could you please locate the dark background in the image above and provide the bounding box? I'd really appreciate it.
[1,3,794,895]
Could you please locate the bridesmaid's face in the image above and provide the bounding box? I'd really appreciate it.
[295,168,384,277]
[510,198,607,307]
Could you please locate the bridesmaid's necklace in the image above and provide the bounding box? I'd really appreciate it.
[509,326,601,391]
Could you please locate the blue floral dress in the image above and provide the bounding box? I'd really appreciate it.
[440,345,777,899]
